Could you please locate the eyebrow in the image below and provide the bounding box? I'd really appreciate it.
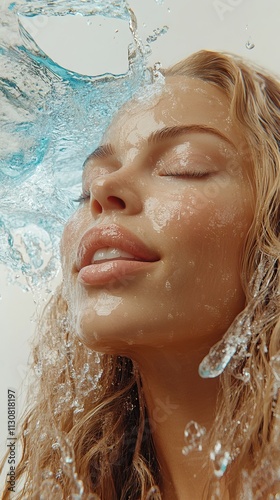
[83,124,236,168]
[148,124,237,149]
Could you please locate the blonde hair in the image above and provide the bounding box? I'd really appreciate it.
[1,50,280,499]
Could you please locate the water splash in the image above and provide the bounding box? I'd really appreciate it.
[146,25,169,44]
[210,441,231,478]
[199,254,276,378]
[0,0,156,289]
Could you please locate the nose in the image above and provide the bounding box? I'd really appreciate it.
[89,171,143,217]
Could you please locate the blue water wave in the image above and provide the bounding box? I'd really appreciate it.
[0,0,148,289]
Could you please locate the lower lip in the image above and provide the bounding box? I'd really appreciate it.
[77,260,156,286]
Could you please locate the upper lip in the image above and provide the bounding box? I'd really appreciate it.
[76,224,160,272]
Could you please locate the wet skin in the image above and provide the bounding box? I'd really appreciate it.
[61,75,254,357]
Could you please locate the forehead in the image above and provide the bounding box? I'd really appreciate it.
[103,76,242,150]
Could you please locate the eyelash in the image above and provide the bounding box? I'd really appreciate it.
[160,169,210,178]
[73,190,90,203]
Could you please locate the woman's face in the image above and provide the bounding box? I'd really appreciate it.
[61,76,254,357]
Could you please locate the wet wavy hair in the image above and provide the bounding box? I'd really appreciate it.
[1,50,280,499]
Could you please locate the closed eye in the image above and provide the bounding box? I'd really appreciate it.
[159,169,211,178]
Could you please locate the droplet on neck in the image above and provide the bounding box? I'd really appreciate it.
[182,420,206,455]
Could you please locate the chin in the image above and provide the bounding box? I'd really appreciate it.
[73,299,136,354]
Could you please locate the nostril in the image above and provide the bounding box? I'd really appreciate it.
[107,196,126,210]
[92,199,102,214]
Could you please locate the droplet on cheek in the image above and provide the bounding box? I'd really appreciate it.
[145,197,181,232]
[165,280,172,290]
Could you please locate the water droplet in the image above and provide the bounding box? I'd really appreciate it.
[42,469,53,479]
[39,432,47,441]
[235,368,251,383]
[83,363,89,373]
[245,38,255,50]
[210,441,231,477]
[55,468,63,479]
[182,421,206,455]
[165,280,171,290]
[146,26,169,44]
[125,400,135,411]
[242,370,250,382]
[146,486,161,499]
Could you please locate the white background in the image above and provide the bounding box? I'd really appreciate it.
[1,0,280,490]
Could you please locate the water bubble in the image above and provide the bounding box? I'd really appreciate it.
[182,420,206,455]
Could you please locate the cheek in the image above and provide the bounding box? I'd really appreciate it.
[144,196,182,232]
[154,182,253,274]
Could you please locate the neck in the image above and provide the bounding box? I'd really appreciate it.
[133,343,222,500]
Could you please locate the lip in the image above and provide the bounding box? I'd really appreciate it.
[75,224,160,285]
